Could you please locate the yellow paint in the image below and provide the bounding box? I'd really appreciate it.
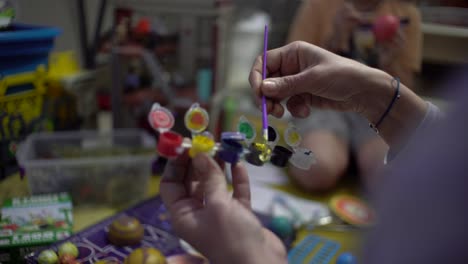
[252,142,272,162]
[189,135,215,158]
[287,131,301,145]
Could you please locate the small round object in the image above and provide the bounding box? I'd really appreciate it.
[38,250,59,264]
[237,116,256,143]
[336,252,358,264]
[221,132,245,142]
[188,135,215,158]
[373,15,400,43]
[148,103,175,132]
[330,195,375,227]
[157,131,184,158]
[269,216,294,240]
[124,247,166,264]
[284,124,302,148]
[245,142,271,166]
[218,139,243,164]
[289,147,316,170]
[184,103,209,133]
[267,126,279,146]
[59,254,76,264]
[58,242,79,258]
[108,216,144,246]
[270,146,293,168]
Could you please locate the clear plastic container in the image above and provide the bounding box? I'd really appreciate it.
[16,129,156,207]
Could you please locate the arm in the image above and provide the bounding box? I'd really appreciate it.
[160,153,286,264]
[359,68,428,151]
[249,41,429,151]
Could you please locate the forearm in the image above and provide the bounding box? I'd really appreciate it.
[209,228,287,264]
[360,68,428,151]
[210,243,286,264]
[380,62,414,90]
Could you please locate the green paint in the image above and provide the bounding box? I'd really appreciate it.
[239,122,254,139]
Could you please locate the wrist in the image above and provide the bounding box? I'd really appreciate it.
[357,68,428,148]
[359,69,395,124]
[209,232,286,264]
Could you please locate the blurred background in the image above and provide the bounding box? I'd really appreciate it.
[0,0,467,262]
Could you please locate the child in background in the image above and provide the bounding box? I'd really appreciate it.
[286,0,422,191]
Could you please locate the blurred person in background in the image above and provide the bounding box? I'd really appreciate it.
[285,0,422,191]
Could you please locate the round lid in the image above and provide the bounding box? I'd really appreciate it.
[284,124,302,148]
[329,194,375,227]
[237,116,256,143]
[148,103,175,132]
[184,103,209,133]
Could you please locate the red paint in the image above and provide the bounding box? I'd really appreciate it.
[135,18,151,35]
[157,131,183,158]
[191,112,205,126]
[373,15,400,43]
[150,110,173,130]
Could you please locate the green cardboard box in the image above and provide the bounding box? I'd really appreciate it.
[0,193,73,263]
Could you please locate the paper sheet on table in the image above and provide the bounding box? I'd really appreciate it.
[244,163,290,185]
[251,184,330,224]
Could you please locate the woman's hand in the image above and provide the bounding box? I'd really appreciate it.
[249,41,428,149]
[249,41,376,119]
[160,153,286,264]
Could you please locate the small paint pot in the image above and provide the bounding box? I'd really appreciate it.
[267,125,279,146]
[218,139,243,164]
[158,131,184,158]
[189,135,215,158]
[245,142,272,166]
[270,146,293,168]
[289,147,316,170]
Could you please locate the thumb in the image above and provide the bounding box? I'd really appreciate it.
[261,71,312,99]
[192,154,228,204]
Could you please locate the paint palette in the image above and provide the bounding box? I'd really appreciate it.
[148,103,316,170]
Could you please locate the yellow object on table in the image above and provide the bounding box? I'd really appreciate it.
[0,171,362,262]
[0,173,161,232]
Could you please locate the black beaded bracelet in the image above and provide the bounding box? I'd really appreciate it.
[370,77,401,134]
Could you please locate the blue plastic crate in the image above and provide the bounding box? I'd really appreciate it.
[0,23,61,76]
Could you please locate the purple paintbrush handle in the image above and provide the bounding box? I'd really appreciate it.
[262,25,269,133]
